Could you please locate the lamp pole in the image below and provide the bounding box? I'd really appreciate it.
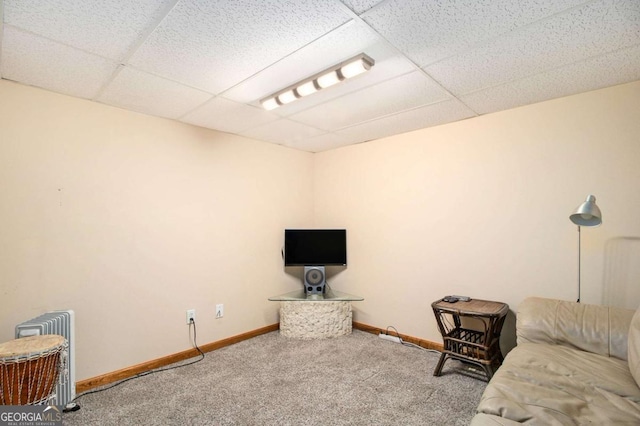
[577,226,581,303]
[569,194,602,304]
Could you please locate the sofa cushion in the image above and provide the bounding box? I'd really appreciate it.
[628,306,640,386]
[470,413,523,425]
[517,297,634,360]
[476,342,640,425]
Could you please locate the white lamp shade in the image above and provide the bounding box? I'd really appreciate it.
[570,195,602,226]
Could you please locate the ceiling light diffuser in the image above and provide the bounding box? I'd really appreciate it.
[260,53,374,110]
[340,57,371,79]
[261,97,280,111]
[277,89,298,104]
[316,70,341,89]
[296,80,318,97]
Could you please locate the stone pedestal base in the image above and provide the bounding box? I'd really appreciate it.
[279,301,352,339]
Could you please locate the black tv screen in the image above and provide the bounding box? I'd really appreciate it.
[284,229,347,266]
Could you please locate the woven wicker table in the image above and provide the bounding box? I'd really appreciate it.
[432,297,509,380]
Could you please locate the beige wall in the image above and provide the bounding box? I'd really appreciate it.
[315,80,640,351]
[0,80,313,380]
[2,78,639,381]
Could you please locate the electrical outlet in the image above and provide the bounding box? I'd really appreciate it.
[216,304,224,319]
[186,309,196,325]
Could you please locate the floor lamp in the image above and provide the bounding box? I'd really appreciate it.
[569,195,602,303]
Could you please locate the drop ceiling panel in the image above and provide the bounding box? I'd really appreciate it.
[1,26,117,99]
[97,67,213,120]
[3,0,176,60]
[2,1,638,153]
[290,71,451,131]
[461,44,640,115]
[361,0,591,67]
[339,0,385,15]
[425,0,640,96]
[128,0,353,94]
[181,97,279,134]
[336,99,477,144]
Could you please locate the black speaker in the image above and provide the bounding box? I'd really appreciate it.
[304,266,326,295]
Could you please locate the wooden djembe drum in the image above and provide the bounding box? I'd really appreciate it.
[0,335,67,405]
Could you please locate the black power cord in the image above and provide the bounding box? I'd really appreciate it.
[66,318,205,411]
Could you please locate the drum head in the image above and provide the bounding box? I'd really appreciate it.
[0,335,65,358]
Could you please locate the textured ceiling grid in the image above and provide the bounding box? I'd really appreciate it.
[422,0,640,97]
[0,0,638,152]
[3,0,178,61]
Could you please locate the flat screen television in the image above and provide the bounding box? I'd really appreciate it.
[284,229,347,266]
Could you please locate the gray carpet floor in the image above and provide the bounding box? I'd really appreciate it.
[63,330,487,425]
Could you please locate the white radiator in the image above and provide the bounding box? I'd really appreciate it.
[15,310,76,406]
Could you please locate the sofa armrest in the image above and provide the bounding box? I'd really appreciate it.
[516,297,635,360]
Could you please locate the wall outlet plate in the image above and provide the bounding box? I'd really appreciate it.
[186,309,195,325]
[216,304,224,319]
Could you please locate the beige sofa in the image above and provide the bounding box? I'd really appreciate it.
[471,297,640,425]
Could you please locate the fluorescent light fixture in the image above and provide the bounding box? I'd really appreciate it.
[296,80,317,97]
[260,53,374,110]
[277,89,298,104]
[316,70,341,89]
[261,97,280,111]
[340,57,371,78]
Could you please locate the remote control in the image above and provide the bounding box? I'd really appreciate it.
[451,295,471,302]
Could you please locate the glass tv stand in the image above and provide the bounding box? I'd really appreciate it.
[268,288,363,302]
[269,288,363,338]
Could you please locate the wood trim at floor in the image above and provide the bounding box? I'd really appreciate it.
[352,321,444,352]
[76,323,279,394]
[76,321,441,394]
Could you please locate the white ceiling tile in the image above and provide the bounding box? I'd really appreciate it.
[290,71,450,131]
[362,0,591,67]
[460,44,640,115]
[336,99,477,144]
[97,67,213,119]
[426,0,640,95]
[181,97,280,134]
[240,119,325,146]
[1,26,117,99]
[128,0,352,94]
[339,0,386,15]
[3,0,176,60]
